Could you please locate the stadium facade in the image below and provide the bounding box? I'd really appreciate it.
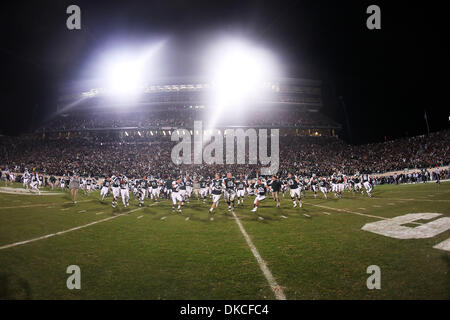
[35,77,341,140]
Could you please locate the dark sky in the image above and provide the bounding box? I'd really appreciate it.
[0,0,448,143]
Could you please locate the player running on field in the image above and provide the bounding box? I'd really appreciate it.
[100,177,111,201]
[111,173,121,208]
[251,178,268,212]
[235,175,247,206]
[137,176,148,207]
[208,173,224,220]
[171,177,183,213]
[223,172,237,211]
[270,175,282,207]
[286,173,302,208]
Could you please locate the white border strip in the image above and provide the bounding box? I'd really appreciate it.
[369,197,450,202]
[231,211,286,300]
[0,199,94,210]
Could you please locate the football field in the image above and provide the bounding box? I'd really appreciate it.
[0,182,449,300]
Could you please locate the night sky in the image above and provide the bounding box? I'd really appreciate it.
[0,0,448,143]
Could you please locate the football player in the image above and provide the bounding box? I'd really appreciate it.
[286,173,302,208]
[208,173,224,220]
[223,172,236,211]
[171,177,183,212]
[100,177,111,201]
[120,175,130,207]
[236,175,247,206]
[251,178,268,212]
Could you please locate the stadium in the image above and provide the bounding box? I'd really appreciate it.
[0,0,449,307]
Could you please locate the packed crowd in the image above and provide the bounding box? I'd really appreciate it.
[279,130,450,176]
[1,129,448,180]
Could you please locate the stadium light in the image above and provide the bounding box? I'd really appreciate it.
[99,41,165,98]
[204,37,280,130]
[206,38,279,107]
[106,59,142,95]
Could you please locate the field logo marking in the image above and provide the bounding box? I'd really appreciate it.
[433,238,450,251]
[361,213,450,239]
[362,213,450,251]
[307,203,450,252]
[231,211,286,300]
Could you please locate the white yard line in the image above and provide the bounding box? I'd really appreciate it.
[0,203,159,250]
[308,203,388,220]
[369,197,450,202]
[231,211,286,300]
[306,203,423,225]
[0,207,143,250]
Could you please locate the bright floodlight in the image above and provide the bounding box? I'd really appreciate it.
[207,39,279,107]
[100,41,165,98]
[106,60,142,95]
[204,38,280,131]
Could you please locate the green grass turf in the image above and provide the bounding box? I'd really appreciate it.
[0,181,449,299]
